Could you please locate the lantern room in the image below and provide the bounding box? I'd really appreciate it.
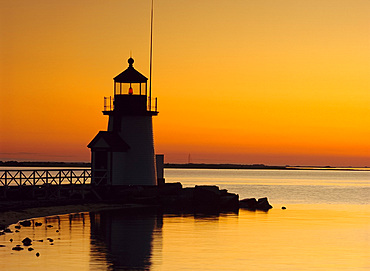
[104,57,158,115]
[113,57,148,96]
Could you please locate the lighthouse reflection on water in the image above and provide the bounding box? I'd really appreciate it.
[90,210,163,270]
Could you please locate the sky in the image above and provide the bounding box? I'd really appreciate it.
[0,0,369,166]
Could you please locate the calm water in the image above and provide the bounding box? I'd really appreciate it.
[0,168,369,270]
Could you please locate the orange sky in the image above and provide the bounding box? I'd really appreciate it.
[1,0,369,166]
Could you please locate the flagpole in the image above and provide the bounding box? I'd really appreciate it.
[149,0,154,110]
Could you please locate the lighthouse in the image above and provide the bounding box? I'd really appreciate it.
[88,58,158,186]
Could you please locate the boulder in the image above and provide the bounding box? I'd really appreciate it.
[256,197,273,211]
[219,194,239,210]
[12,246,24,251]
[240,197,273,211]
[239,198,258,210]
[22,237,32,246]
[19,220,31,227]
[194,186,221,209]
[158,182,183,196]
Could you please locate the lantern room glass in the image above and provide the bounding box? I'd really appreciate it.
[114,82,147,96]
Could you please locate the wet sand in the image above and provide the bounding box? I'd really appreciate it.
[0,203,142,229]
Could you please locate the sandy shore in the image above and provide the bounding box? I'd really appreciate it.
[0,203,141,230]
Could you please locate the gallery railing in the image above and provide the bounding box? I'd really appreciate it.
[103,96,158,112]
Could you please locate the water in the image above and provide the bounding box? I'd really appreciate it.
[166,168,370,205]
[0,168,369,270]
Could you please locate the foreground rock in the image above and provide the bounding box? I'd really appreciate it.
[19,220,31,227]
[12,245,23,251]
[22,237,32,246]
[240,197,273,211]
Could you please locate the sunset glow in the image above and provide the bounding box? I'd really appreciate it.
[1,0,369,166]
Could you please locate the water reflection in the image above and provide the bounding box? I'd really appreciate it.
[0,205,368,271]
[90,209,163,270]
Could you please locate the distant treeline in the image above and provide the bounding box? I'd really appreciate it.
[1,161,366,170]
[164,163,287,170]
[0,161,285,169]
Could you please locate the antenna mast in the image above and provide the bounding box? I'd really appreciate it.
[149,0,154,110]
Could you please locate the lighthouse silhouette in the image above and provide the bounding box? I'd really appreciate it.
[88,57,159,186]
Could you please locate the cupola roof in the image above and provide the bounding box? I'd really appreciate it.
[113,58,148,83]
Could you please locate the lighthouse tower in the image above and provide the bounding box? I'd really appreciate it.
[88,58,158,186]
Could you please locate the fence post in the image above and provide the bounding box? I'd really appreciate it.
[31,171,35,199]
[4,171,7,199]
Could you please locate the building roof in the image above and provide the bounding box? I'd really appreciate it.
[87,131,130,151]
[114,58,148,83]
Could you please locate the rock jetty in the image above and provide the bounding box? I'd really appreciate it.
[99,183,240,213]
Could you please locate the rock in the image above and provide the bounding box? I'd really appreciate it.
[12,246,24,251]
[0,231,5,236]
[22,237,32,246]
[282,206,286,210]
[4,228,12,233]
[240,197,273,211]
[158,182,183,196]
[47,225,53,228]
[239,198,258,210]
[14,225,21,229]
[35,222,42,227]
[56,230,59,233]
[47,238,54,242]
[19,220,32,227]
[194,185,221,209]
[9,238,13,242]
[35,239,43,242]
[0,245,5,247]
[256,197,273,211]
[28,247,34,251]
[36,252,40,257]
[15,230,19,233]
[220,194,239,210]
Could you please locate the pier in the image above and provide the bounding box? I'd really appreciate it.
[0,168,241,213]
[0,169,94,200]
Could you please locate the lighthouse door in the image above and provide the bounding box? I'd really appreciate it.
[94,151,108,185]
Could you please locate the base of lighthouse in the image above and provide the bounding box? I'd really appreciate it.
[109,116,157,186]
[88,110,158,186]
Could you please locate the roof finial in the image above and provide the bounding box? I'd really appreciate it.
[128,57,134,67]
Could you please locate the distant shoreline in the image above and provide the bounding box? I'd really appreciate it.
[0,161,368,171]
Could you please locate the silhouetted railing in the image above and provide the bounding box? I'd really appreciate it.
[104,96,114,111]
[0,169,91,186]
[148,97,158,112]
[103,96,158,112]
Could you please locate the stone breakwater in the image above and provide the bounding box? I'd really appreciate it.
[96,183,241,212]
[92,182,272,212]
[0,182,274,230]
